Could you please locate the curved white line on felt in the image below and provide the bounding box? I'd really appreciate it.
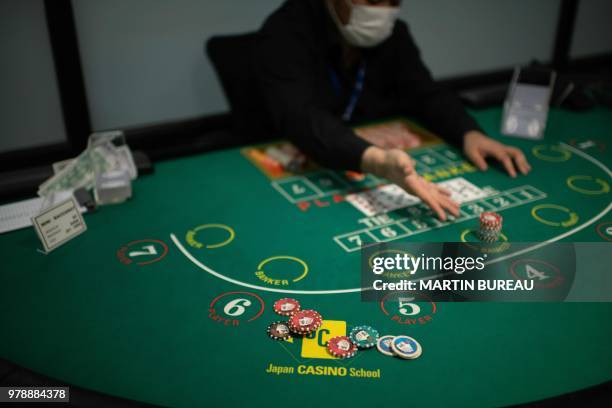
[172,142,611,292]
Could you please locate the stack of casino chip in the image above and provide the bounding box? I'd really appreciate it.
[479,211,503,242]
[266,298,423,360]
[376,335,422,359]
[288,309,323,334]
[327,336,358,359]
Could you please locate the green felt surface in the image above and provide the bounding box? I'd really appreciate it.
[0,107,611,407]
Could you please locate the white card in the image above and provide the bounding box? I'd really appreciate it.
[436,177,489,204]
[31,197,87,253]
[346,177,489,216]
[345,184,420,216]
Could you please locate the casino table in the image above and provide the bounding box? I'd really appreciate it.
[1,106,611,407]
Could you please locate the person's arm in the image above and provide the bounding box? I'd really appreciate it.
[463,130,530,177]
[361,146,459,221]
[394,22,481,146]
[393,22,529,177]
[255,21,370,171]
[255,13,454,220]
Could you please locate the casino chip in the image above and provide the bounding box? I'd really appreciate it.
[349,325,380,349]
[288,309,322,334]
[479,211,503,243]
[390,335,422,359]
[327,336,358,359]
[267,321,292,341]
[273,298,301,316]
[376,335,396,357]
[345,170,366,182]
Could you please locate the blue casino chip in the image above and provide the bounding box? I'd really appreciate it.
[390,335,422,359]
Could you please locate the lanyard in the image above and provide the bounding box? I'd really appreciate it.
[328,61,366,122]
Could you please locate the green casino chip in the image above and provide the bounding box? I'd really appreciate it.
[349,325,380,349]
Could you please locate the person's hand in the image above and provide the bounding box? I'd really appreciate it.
[361,146,459,220]
[463,131,531,178]
[402,173,459,221]
[371,147,416,182]
[355,124,421,149]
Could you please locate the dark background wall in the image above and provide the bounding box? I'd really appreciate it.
[1,0,611,154]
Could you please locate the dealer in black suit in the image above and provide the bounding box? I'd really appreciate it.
[255,0,531,220]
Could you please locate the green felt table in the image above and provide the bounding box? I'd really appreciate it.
[1,107,611,407]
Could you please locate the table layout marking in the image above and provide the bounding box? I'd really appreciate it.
[270,145,471,205]
[171,233,369,294]
[170,233,450,295]
[168,142,611,295]
[532,144,572,162]
[566,175,610,195]
[487,143,612,265]
[334,185,547,253]
[255,255,309,285]
[185,224,235,249]
[560,143,612,178]
[488,201,612,266]
[531,204,579,227]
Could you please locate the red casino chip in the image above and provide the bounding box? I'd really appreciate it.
[327,336,357,359]
[288,309,322,334]
[479,212,503,242]
[273,298,301,316]
[479,211,502,228]
[345,170,366,182]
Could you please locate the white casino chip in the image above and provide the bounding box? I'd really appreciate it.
[390,335,422,359]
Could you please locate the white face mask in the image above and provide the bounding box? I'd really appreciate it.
[329,0,400,48]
